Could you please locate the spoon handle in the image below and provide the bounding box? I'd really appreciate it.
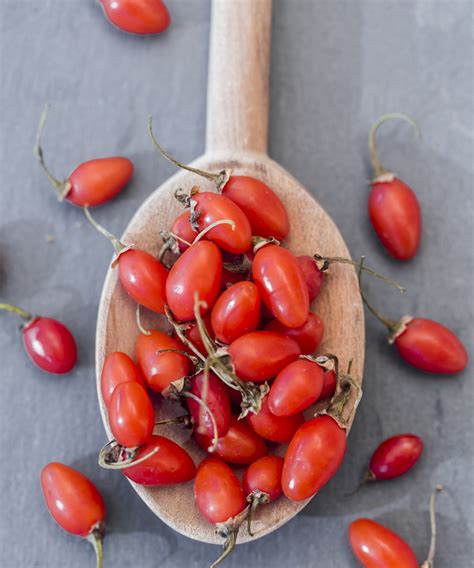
[206,0,272,156]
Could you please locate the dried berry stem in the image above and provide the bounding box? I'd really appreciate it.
[421,485,444,568]
[313,254,406,292]
[148,116,230,190]
[34,104,71,199]
[98,440,159,470]
[192,219,236,244]
[246,490,270,536]
[369,113,420,179]
[211,529,238,568]
[135,304,151,336]
[357,258,399,333]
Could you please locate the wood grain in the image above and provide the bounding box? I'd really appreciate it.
[96,0,364,546]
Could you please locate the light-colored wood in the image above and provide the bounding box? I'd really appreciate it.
[206,0,271,154]
[96,0,364,547]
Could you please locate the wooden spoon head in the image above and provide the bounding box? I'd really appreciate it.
[96,151,365,544]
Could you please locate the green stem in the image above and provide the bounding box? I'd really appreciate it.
[210,528,238,568]
[86,527,104,568]
[34,104,70,197]
[192,219,236,245]
[313,254,406,292]
[148,116,229,190]
[83,206,128,257]
[369,112,421,178]
[0,303,32,321]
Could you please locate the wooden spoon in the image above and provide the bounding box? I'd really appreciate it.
[96,0,364,546]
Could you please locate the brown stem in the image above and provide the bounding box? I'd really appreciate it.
[252,236,280,253]
[369,113,421,179]
[181,387,220,452]
[34,104,71,200]
[148,116,230,190]
[357,257,399,333]
[211,529,237,568]
[83,206,129,259]
[86,524,104,568]
[155,414,193,427]
[421,485,443,568]
[325,371,362,430]
[313,254,406,292]
[246,490,270,536]
[155,348,199,366]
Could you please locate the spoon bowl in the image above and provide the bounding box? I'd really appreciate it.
[96,0,364,546]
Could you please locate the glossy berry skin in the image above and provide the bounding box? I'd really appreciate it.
[223,176,290,240]
[268,359,324,416]
[282,415,346,501]
[243,455,284,502]
[369,434,424,480]
[246,396,304,443]
[227,331,301,382]
[101,351,146,407]
[265,313,324,355]
[349,518,418,568]
[297,255,325,302]
[67,157,133,207]
[108,382,154,447]
[118,249,168,314]
[41,462,105,537]
[123,435,196,486]
[320,369,337,399]
[253,245,309,328]
[135,330,192,393]
[368,176,421,261]
[22,317,77,374]
[394,317,468,374]
[211,281,261,344]
[187,371,231,439]
[195,459,246,525]
[100,0,170,35]
[166,241,222,321]
[195,416,267,465]
[193,192,252,254]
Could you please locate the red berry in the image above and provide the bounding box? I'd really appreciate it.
[349,518,417,567]
[211,281,261,344]
[227,331,301,382]
[222,176,290,240]
[166,241,222,321]
[22,316,77,374]
[282,415,346,501]
[243,455,284,502]
[135,329,192,393]
[99,0,171,35]
[265,313,324,355]
[246,395,304,443]
[253,244,309,328]
[297,255,325,301]
[368,114,422,260]
[195,415,267,465]
[394,317,468,374]
[123,435,196,486]
[368,434,424,480]
[268,359,324,416]
[101,352,146,407]
[108,382,154,447]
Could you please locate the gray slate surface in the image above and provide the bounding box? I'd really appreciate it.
[0,1,473,566]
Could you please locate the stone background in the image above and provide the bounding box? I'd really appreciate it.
[0,1,472,566]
